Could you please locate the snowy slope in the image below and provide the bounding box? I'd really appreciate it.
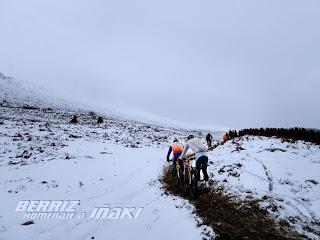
[211,136,320,239]
[0,75,227,134]
[2,75,320,239]
[0,74,70,110]
[0,142,207,240]
[0,76,216,240]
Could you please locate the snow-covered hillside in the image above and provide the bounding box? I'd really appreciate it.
[211,137,320,239]
[0,76,216,240]
[1,75,319,239]
[0,74,228,134]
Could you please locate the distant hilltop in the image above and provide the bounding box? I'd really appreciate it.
[0,72,12,80]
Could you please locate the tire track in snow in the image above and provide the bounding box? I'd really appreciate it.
[246,154,274,192]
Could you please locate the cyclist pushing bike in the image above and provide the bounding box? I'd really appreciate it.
[166,137,184,179]
[178,134,209,188]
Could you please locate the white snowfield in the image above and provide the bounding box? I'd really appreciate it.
[0,141,207,240]
[0,76,215,240]
[211,137,320,239]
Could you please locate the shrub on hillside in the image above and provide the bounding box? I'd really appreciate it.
[70,115,78,124]
[97,116,103,124]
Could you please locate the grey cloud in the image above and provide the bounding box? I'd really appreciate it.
[1,0,319,128]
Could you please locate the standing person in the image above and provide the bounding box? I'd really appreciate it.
[206,133,213,149]
[223,132,230,143]
[166,137,184,179]
[178,135,209,188]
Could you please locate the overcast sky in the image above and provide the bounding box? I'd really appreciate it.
[1,0,320,129]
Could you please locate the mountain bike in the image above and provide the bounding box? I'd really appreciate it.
[180,155,198,197]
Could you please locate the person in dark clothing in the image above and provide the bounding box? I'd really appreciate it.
[206,133,213,149]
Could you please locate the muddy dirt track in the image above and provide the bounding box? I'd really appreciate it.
[161,167,305,240]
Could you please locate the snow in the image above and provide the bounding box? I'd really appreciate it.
[211,136,320,239]
[0,76,228,134]
[1,76,320,239]
[0,76,216,240]
[0,141,206,240]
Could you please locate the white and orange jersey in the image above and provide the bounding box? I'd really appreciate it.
[172,142,184,154]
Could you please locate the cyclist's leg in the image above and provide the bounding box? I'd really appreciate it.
[195,158,202,181]
[172,158,177,177]
[201,156,209,181]
[196,156,209,180]
[178,159,184,178]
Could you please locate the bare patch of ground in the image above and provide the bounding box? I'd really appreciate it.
[161,167,304,240]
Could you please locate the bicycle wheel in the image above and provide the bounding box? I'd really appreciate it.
[190,168,198,197]
[186,159,194,196]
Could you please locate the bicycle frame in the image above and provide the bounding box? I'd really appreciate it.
[182,156,197,196]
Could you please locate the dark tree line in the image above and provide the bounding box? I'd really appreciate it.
[227,128,320,145]
[227,130,238,139]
